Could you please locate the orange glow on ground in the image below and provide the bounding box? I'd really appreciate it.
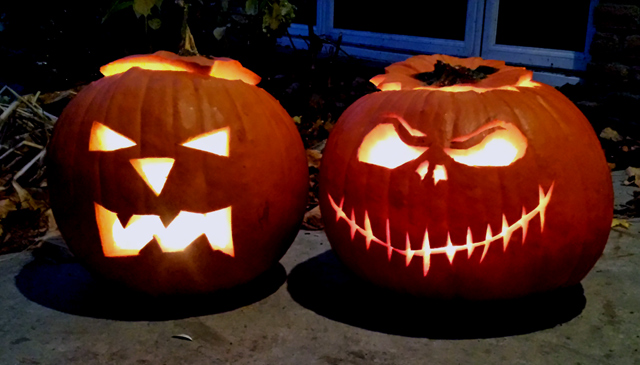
[358,124,427,168]
[328,182,554,276]
[95,203,234,257]
[445,122,528,167]
[89,122,136,151]
[130,158,175,196]
[181,127,230,156]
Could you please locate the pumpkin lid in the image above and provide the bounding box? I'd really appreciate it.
[100,50,261,85]
[370,54,539,93]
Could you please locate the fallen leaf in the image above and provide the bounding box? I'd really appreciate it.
[172,334,193,341]
[307,149,322,169]
[0,199,17,219]
[611,218,630,229]
[36,209,62,242]
[625,167,640,187]
[302,205,323,230]
[11,181,39,210]
[600,127,623,142]
[608,162,616,170]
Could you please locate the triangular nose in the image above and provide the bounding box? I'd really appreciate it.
[130,158,175,196]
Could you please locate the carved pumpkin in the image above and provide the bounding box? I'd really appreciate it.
[319,55,613,300]
[48,51,308,295]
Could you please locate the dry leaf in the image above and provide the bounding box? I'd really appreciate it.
[600,127,623,142]
[608,162,616,170]
[36,209,62,242]
[11,181,39,210]
[0,199,17,219]
[292,116,302,124]
[611,218,630,229]
[306,149,322,169]
[624,167,640,187]
[302,205,323,230]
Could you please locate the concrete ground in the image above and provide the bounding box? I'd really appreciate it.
[1,171,638,365]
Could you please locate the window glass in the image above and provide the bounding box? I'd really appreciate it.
[334,1,468,41]
[496,0,590,52]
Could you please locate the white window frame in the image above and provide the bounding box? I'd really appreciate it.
[281,0,598,74]
[480,0,599,71]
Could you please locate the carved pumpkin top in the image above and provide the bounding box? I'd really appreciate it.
[370,54,539,92]
[100,50,261,85]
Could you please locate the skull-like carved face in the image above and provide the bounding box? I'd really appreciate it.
[318,55,612,300]
[326,113,554,276]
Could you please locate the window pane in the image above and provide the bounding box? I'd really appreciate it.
[334,1,468,41]
[289,0,317,26]
[496,0,590,52]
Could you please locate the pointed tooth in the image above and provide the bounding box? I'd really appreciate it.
[521,206,529,244]
[422,228,430,276]
[502,214,512,252]
[386,219,393,261]
[336,197,344,222]
[539,185,546,232]
[480,224,492,263]
[363,211,373,249]
[405,232,414,267]
[445,233,456,264]
[349,209,357,240]
[466,227,474,258]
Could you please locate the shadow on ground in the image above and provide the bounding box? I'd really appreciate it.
[287,250,586,339]
[15,253,286,321]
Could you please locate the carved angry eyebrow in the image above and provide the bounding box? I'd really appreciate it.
[381,113,431,147]
[449,119,509,149]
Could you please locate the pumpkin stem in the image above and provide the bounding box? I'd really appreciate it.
[413,61,498,87]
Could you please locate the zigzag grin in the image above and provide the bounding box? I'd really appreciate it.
[94,203,234,258]
[328,183,554,276]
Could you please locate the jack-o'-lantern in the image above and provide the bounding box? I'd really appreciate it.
[319,55,613,300]
[48,51,308,295]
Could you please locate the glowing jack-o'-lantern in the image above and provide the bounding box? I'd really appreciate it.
[48,51,308,295]
[319,55,613,300]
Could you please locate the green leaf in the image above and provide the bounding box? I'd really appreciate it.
[148,17,162,30]
[245,0,259,15]
[221,0,229,11]
[133,0,156,18]
[155,0,163,10]
[213,26,226,40]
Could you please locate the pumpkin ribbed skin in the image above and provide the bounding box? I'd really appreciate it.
[319,55,612,300]
[49,56,308,295]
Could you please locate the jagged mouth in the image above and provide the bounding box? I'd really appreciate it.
[327,183,554,276]
[94,203,234,258]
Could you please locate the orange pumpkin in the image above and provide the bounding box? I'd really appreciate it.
[48,51,308,295]
[319,55,613,300]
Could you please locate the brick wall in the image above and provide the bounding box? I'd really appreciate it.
[573,0,640,136]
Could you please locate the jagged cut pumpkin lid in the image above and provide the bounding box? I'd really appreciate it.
[100,50,261,85]
[370,54,539,93]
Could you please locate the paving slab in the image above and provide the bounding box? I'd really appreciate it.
[0,171,638,365]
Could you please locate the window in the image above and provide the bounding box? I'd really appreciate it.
[283,0,598,82]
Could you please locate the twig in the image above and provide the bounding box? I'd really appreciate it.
[0,100,21,127]
[13,149,47,181]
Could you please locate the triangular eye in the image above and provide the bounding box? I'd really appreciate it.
[89,122,136,151]
[181,127,230,157]
[358,124,427,169]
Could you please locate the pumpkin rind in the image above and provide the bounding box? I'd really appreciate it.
[319,55,613,300]
[48,52,308,295]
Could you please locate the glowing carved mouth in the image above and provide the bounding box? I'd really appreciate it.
[328,183,554,276]
[94,203,234,258]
